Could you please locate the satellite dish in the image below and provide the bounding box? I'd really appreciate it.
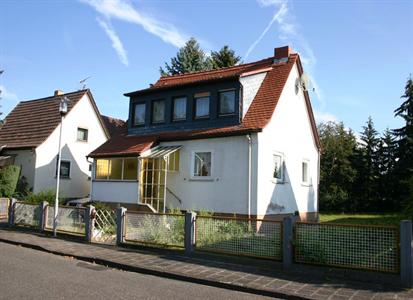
[296,72,314,93]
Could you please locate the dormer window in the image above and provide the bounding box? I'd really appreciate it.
[219,90,236,115]
[173,96,187,121]
[194,92,210,119]
[152,99,165,123]
[133,103,146,126]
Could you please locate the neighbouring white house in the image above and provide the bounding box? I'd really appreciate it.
[88,46,321,221]
[0,89,124,199]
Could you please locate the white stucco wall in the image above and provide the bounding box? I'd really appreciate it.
[240,72,267,118]
[4,149,36,190]
[161,135,258,215]
[256,62,319,217]
[91,181,139,204]
[33,94,108,198]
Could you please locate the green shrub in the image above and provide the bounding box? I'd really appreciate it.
[25,190,56,205]
[0,165,21,197]
[93,202,112,211]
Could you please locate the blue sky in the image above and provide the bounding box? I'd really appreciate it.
[1,0,412,134]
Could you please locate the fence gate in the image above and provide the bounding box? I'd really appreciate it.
[92,208,117,245]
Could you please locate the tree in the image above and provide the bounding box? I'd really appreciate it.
[318,122,358,212]
[210,46,241,69]
[160,38,211,76]
[352,117,381,211]
[393,76,413,208]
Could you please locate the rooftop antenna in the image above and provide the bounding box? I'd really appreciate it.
[79,76,91,90]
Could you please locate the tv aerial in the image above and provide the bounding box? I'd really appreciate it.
[79,76,91,90]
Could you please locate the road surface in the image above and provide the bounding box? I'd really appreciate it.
[0,242,274,299]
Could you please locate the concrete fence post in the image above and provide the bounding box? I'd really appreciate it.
[283,215,294,270]
[400,220,412,287]
[116,207,127,246]
[39,201,48,231]
[85,205,95,243]
[184,211,196,255]
[8,198,16,227]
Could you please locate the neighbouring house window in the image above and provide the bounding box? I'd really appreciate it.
[219,90,236,115]
[302,160,310,184]
[77,128,88,142]
[133,103,146,126]
[152,99,165,123]
[56,159,71,179]
[273,154,284,181]
[173,97,187,121]
[192,152,212,177]
[95,158,138,181]
[194,95,210,119]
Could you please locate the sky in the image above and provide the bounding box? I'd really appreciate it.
[1,0,412,135]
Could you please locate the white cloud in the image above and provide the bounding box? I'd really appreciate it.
[96,17,129,66]
[314,110,338,124]
[0,85,19,116]
[80,0,187,48]
[0,85,18,102]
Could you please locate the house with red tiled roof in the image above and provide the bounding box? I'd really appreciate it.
[88,46,321,221]
[0,89,123,199]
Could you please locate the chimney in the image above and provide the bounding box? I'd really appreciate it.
[54,90,64,96]
[273,46,292,63]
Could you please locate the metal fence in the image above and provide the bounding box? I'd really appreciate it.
[45,206,86,235]
[124,211,185,248]
[0,198,9,220]
[195,216,283,260]
[13,202,41,228]
[92,208,117,245]
[294,222,400,273]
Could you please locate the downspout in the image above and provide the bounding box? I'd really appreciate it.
[86,156,94,200]
[246,134,252,219]
[317,148,321,221]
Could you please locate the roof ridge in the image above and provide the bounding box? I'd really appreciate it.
[157,56,274,81]
[19,89,89,103]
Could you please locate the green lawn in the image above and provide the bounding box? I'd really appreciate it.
[319,213,409,226]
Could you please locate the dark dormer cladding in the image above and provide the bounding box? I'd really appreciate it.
[126,78,241,135]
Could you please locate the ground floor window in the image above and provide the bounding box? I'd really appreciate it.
[302,159,310,185]
[55,156,71,179]
[272,153,284,182]
[192,151,212,178]
[94,158,138,180]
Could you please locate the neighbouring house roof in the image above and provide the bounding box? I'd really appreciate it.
[101,115,126,137]
[89,49,321,158]
[0,89,110,149]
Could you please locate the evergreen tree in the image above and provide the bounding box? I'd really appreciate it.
[160,38,210,76]
[318,122,358,212]
[210,46,241,69]
[353,117,380,211]
[377,128,398,210]
[393,76,413,209]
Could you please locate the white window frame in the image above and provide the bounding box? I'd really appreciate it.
[272,152,285,183]
[190,150,214,181]
[301,159,311,186]
[77,127,88,142]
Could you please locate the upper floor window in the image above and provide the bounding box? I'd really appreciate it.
[219,90,236,115]
[173,97,187,121]
[302,160,310,185]
[77,128,88,142]
[152,99,165,123]
[133,103,146,126]
[194,93,210,119]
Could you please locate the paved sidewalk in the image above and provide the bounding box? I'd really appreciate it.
[0,228,411,300]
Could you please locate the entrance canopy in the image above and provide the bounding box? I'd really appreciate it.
[139,145,181,212]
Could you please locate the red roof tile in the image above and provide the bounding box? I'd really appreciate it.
[101,115,126,137]
[90,51,321,157]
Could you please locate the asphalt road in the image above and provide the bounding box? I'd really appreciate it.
[0,242,274,300]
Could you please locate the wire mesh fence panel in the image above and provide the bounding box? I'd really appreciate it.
[124,212,185,248]
[0,198,9,220]
[195,216,283,260]
[92,209,117,245]
[14,202,40,228]
[45,206,86,235]
[294,222,400,273]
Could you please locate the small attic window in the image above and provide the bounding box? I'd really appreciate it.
[77,128,88,142]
